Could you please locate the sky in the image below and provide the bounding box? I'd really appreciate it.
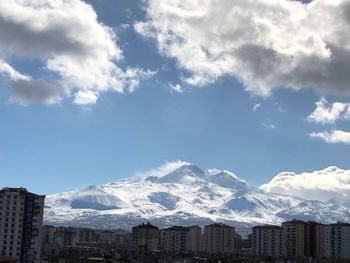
[1,0,350,195]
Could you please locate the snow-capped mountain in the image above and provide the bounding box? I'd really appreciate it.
[44,163,350,229]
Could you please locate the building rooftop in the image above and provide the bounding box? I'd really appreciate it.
[162,226,189,231]
[133,222,159,229]
[0,187,45,197]
[205,223,234,228]
[252,224,282,229]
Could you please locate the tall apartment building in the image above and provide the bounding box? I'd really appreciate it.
[281,220,325,258]
[204,223,235,254]
[159,225,202,253]
[188,225,202,252]
[76,228,98,244]
[325,223,350,259]
[132,222,159,251]
[252,225,282,257]
[282,220,306,257]
[305,221,325,259]
[53,227,77,248]
[160,226,189,252]
[0,187,45,263]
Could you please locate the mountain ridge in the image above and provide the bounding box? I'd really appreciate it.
[44,163,350,229]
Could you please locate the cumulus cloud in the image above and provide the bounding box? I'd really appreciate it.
[136,0,350,96]
[0,60,28,81]
[169,83,183,93]
[10,79,62,106]
[261,166,350,205]
[0,0,153,105]
[73,91,98,105]
[307,98,350,144]
[263,123,276,129]
[253,103,261,111]
[308,97,350,124]
[309,130,350,144]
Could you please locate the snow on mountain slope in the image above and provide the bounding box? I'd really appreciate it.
[44,163,350,229]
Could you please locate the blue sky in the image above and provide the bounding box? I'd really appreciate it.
[1,0,350,194]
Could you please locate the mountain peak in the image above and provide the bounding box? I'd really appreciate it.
[174,164,206,177]
[208,169,248,190]
[44,164,350,229]
[146,163,206,184]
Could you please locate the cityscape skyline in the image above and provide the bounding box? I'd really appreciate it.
[2,0,350,262]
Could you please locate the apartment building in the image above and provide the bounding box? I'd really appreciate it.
[76,228,98,245]
[131,222,159,251]
[160,226,189,252]
[281,220,306,257]
[325,223,350,259]
[204,223,235,254]
[0,187,45,263]
[188,225,202,252]
[53,227,77,247]
[252,225,282,257]
[281,220,325,258]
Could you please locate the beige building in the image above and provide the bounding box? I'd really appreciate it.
[281,220,325,259]
[204,223,235,254]
[53,227,77,247]
[132,222,159,251]
[76,228,98,244]
[281,220,306,257]
[252,225,282,257]
[159,225,202,253]
[188,225,202,252]
[0,187,45,263]
[160,226,189,252]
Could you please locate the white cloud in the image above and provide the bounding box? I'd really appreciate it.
[0,60,28,81]
[10,78,62,106]
[136,0,350,96]
[0,0,152,105]
[169,83,183,93]
[261,166,350,205]
[263,123,276,129]
[253,103,261,111]
[73,91,98,105]
[307,97,350,124]
[309,130,350,144]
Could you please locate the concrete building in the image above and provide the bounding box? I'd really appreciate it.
[76,228,98,245]
[281,220,306,257]
[188,225,202,252]
[305,221,325,259]
[53,227,77,248]
[325,223,350,259]
[41,225,56,245]
[114,233,131,249]
[0,187,45,263]
[160,226,189,252]
[41,226,77,250]
[252,225,282,257]
[131,223,159,251]
[281,220,326,258]
[203,223,235,254]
